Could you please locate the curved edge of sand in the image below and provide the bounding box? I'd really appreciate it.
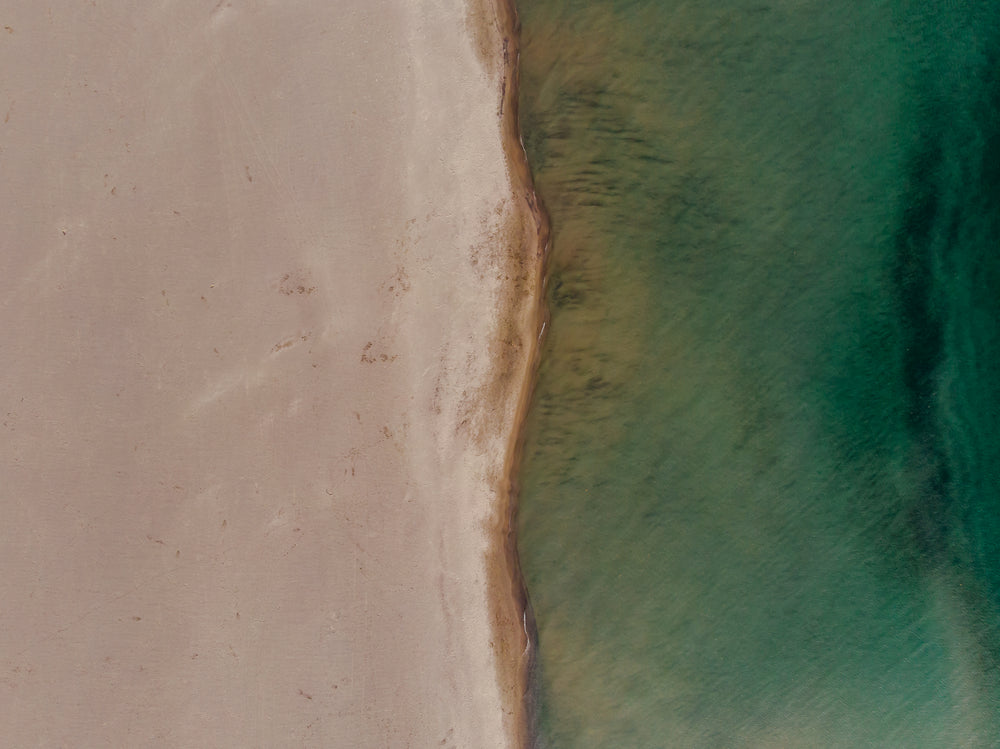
[477,1,551,746]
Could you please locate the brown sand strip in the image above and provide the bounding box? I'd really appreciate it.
[480,0,552,746]
[1,1,544,746]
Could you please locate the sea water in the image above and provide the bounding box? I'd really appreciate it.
[515,1,1000,746]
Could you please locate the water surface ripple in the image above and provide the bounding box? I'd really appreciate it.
[516,1,1000,746]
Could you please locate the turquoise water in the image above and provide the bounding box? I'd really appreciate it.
[515,1,1000,746]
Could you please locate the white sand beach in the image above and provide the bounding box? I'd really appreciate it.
[0,1,542,745]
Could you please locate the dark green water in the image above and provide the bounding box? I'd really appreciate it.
[515,1,1000,746]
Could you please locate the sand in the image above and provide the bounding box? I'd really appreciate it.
[0,1,543,746]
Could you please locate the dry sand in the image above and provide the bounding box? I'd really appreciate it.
[0,1,543,745]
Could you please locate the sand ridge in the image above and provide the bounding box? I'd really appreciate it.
[0,0,542,746]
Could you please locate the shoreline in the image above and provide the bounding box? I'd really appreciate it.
[483,0,551,746]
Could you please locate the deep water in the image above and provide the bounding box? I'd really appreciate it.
[515,1,1000,746]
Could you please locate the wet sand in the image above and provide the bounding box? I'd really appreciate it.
[0,1,542,746]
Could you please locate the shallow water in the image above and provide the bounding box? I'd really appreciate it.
[515,1,1000,746]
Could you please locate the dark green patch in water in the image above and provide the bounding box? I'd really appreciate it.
[516,1,1000,745]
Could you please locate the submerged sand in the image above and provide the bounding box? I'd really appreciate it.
[0,1,542,745]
